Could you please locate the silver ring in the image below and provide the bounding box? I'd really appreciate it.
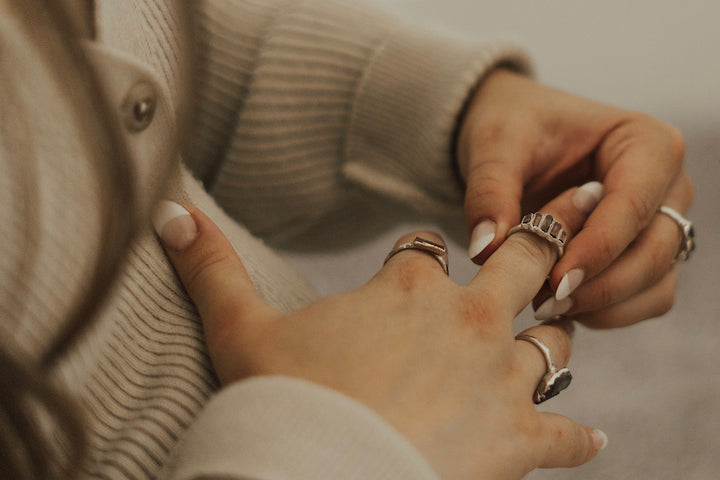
[516,334,572,404]
[657,205,695,262]
[384,237,449,275]
[507,213,566,259]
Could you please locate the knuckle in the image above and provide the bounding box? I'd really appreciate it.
[582,226,616,265]
[625,190,656,230]
[636,115,685,166]
[660,121,686,162]
[396,262,424,291]
[184,247,236,295]
[471,123,505,149]
[590,281,616,311]
[640,239,673,286]
[679,170,695,205]
[388,260,439,293]
[457,288,503,336]
[646,263,669,291]
[465,167,506,207]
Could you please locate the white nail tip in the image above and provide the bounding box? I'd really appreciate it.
[468,220,496,259]
[534,298,556,320]
[152,200,191,235]
[573,181,604,213]
[534,296,573,320]
[592,429,609,450]
[555,269,585,301]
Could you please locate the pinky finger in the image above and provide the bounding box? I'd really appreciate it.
[536,412,607,468]
[573,267,679,329]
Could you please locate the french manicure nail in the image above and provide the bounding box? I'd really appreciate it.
[573,181,604,214]
[468,220,496,259]
[152,200,198,251]
[556,268,584,301]
[534,296,573,320]
[591,429,608,450]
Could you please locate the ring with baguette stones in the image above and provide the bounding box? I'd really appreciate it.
[507,213,566,259]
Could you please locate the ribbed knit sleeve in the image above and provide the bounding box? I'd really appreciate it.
[187,0,532,243]
[159,376,439,480]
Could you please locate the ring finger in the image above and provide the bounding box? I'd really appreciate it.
[555,171,692,317]
[572,267,679,329]
[514,318,574,402]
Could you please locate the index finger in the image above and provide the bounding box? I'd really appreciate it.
[470,183,601,317]
[550,117,684,297]
[152,201,278,350]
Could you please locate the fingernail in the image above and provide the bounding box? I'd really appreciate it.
[556,268,584,301]
[573,181,604,214]
[468,220,496,259]
[152,200,198,251]
[592,429,608,450]
[534,296,573,320]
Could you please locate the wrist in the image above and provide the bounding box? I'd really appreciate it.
[454,67,529,183]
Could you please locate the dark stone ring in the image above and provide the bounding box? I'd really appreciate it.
[516,334,573,404]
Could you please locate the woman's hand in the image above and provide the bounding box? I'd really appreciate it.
[153,186,607,480]
[457,69,694,328]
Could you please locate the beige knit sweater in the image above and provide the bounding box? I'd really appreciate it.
[0,0,531,478]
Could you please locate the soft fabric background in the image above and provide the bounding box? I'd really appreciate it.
[284,1,720,478]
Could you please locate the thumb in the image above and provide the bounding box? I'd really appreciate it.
[463,144,526,264]
[152,201,279,381]
[537,412,607,468]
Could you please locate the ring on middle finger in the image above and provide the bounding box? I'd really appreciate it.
[507,212,567,259]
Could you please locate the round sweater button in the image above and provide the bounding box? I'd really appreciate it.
[121,81,156,132]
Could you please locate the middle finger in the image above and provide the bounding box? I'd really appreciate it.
[470,182,602,318]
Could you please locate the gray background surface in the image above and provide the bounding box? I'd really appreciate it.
[285,1,720,478]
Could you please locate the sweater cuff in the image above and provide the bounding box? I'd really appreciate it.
[159,376,439,480]
[344,29,532,213]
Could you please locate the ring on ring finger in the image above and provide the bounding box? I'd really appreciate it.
[657,205,695,263]
[516,332,573,404]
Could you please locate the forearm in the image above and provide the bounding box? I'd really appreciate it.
[187,0,532,241]
[158,376,439,480]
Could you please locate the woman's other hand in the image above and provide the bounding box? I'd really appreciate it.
[458,69,693,328]
[152,186,607,480]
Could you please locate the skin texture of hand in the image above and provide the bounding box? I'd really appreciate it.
[153,186,607,480]
[457,69,694,328]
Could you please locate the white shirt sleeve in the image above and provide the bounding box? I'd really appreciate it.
[159,376,439,480]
